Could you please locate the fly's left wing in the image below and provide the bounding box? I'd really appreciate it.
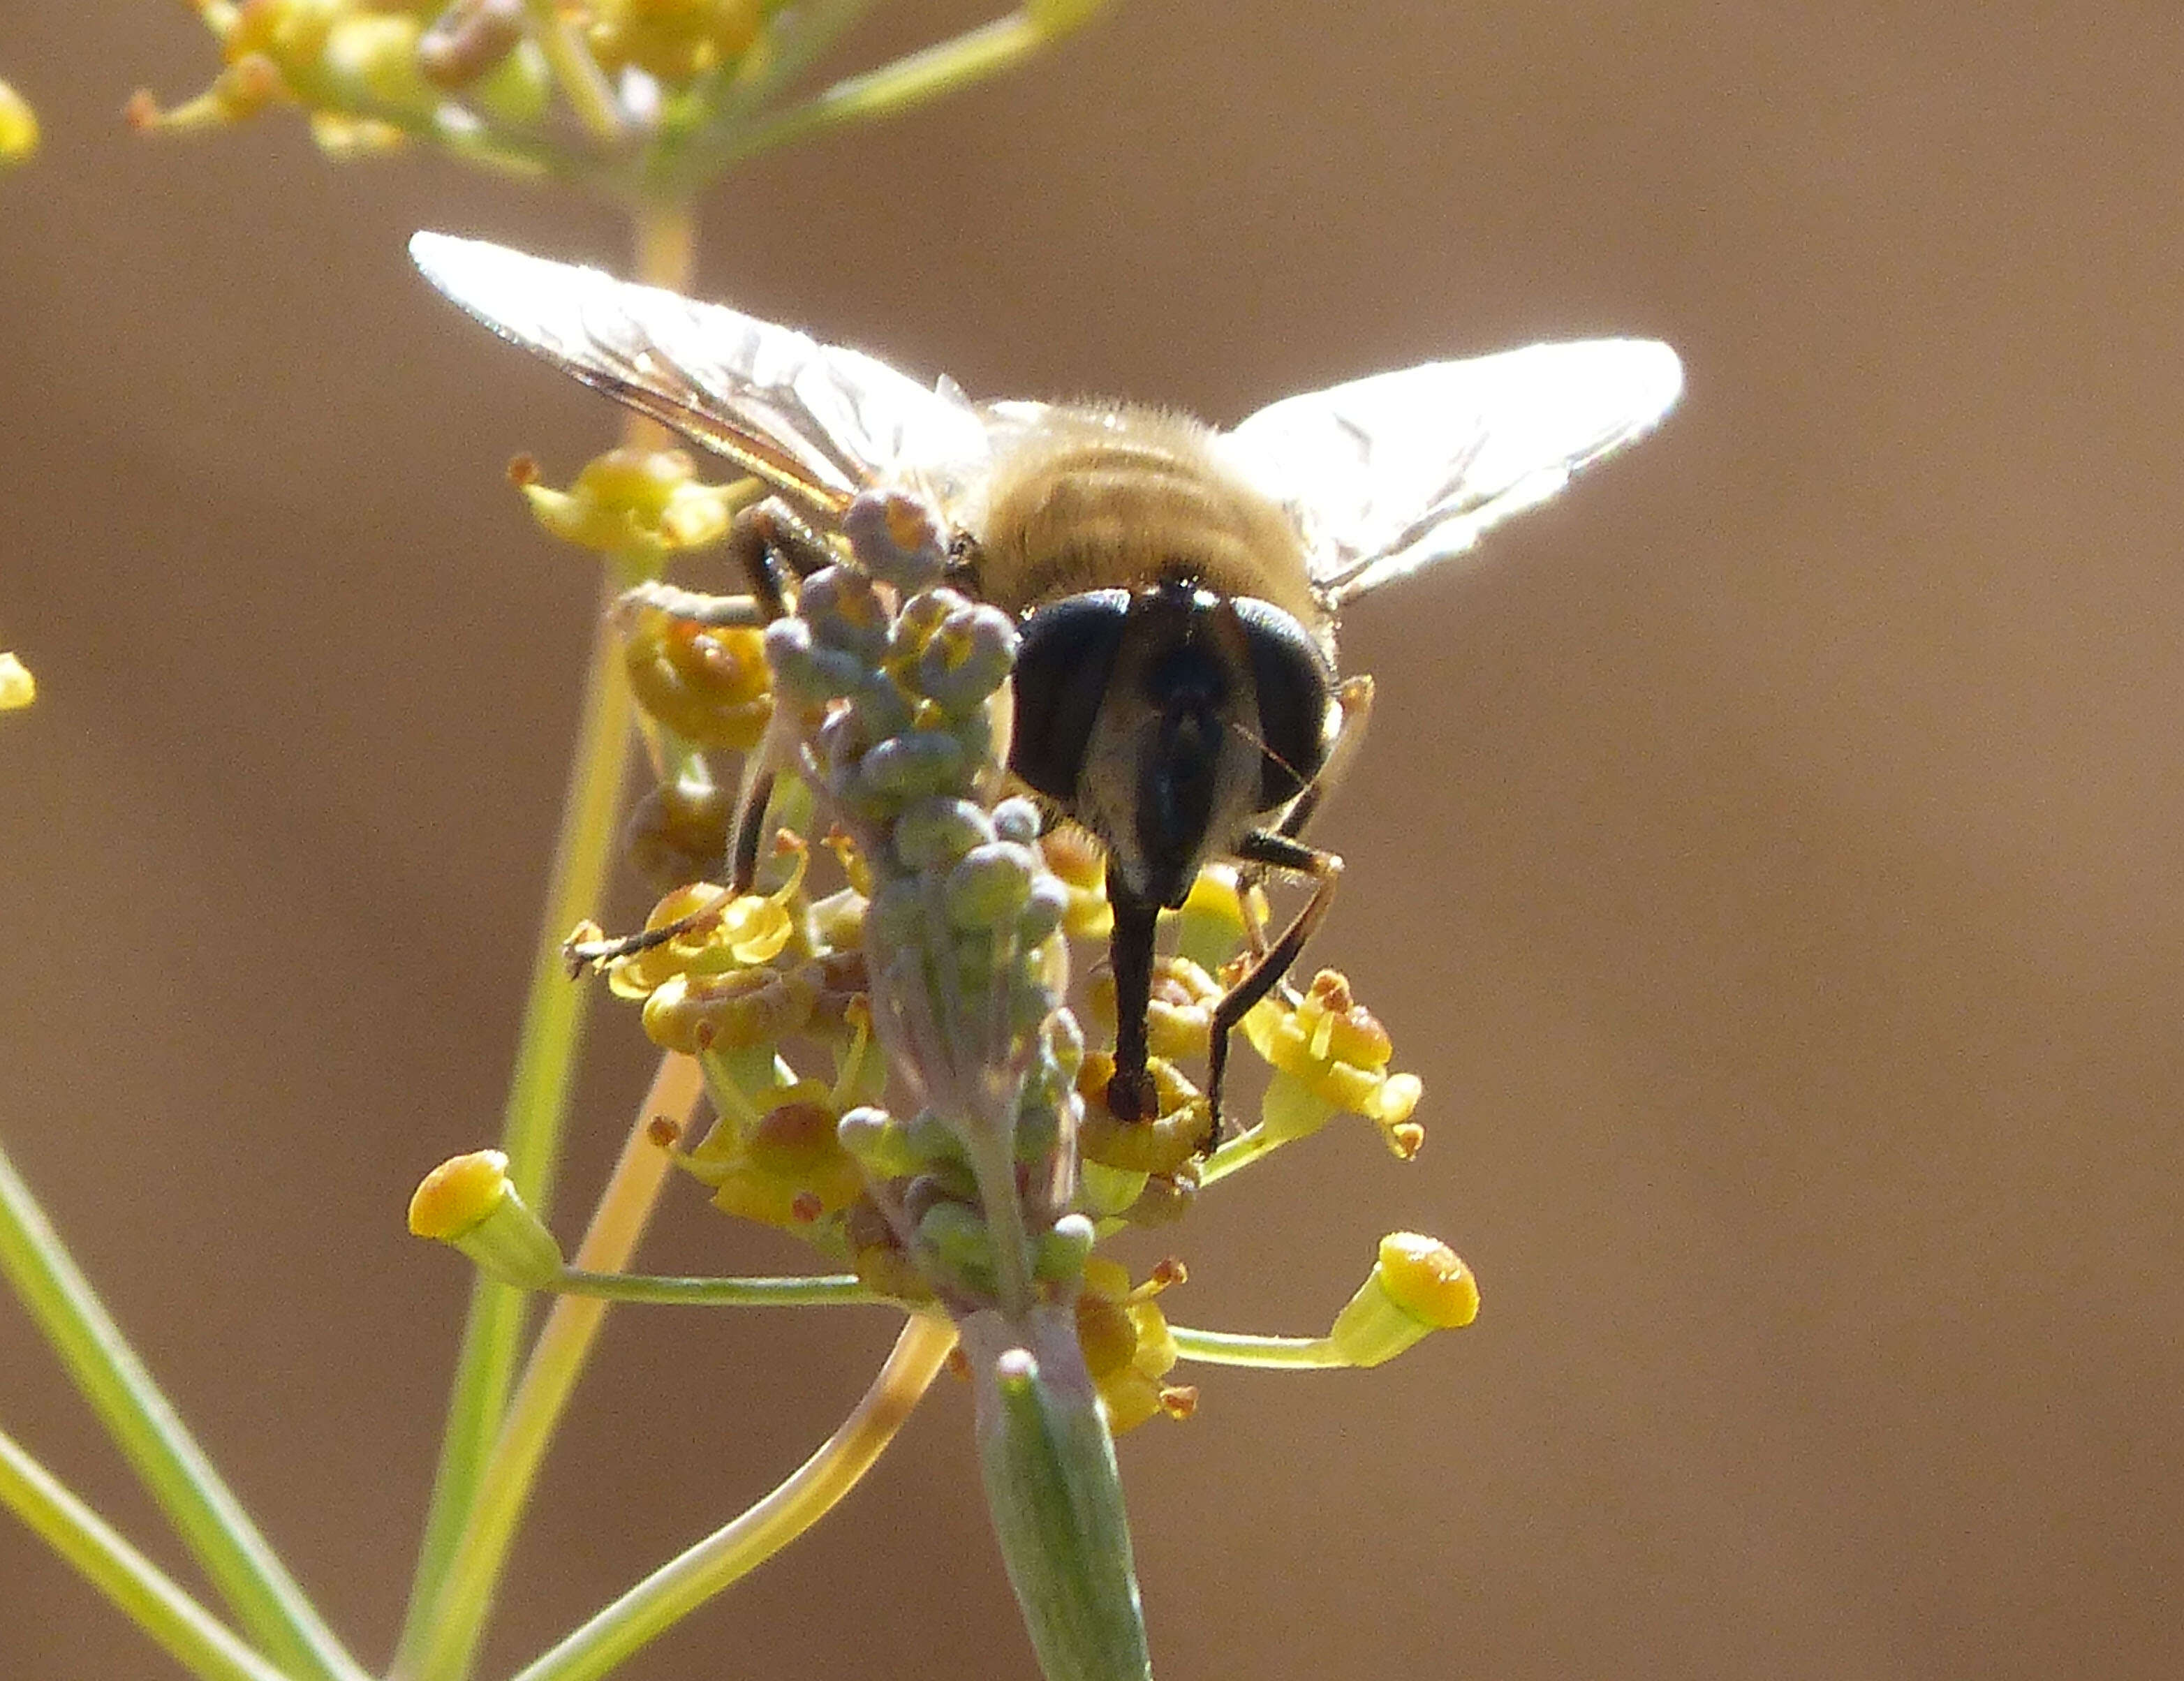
[1219,339,1683,607]
[409,232,992,514]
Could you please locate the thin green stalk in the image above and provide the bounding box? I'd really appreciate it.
[1167,1326,1350,1370]
[522,0,627,146]
[0,1428,299,1681]
[510,1313,958,1681]
[656,0,876,174]
[394,198,698,1679]
[552,1268,881,1307]
[0,1144,367,1681]
[392,577,639,1673]
[714,12,1060,170]
[404,1052,705,1681]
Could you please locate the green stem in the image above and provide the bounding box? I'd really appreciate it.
[393,196,699,1681]
[551,1268,883,1307]
[652,0,876,177]
[716,13,1052,168]
[403,1053,705,1681]
[1197,1122,1288,1187]
[0,1144,367,1681]
[522,0,626,145]
[510,1313,957,1681]
[1166,1326,1350,1370]
[0,1428,298,1681]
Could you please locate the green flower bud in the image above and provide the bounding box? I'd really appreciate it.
[894,797,994,872]
[945,841,1038,930]
[842,489,947,589]
[1034,1213,1096,1284]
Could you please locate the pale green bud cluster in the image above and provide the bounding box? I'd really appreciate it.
[765,491,1086,1315]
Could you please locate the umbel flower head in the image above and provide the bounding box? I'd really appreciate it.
[133,1,1121,196]
[485,455,1473,1399]
[417,469,1477,1681]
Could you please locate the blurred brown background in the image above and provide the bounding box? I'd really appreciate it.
[4,4,2181,1679]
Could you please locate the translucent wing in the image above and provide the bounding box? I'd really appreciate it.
[408,232,992,514]
[1221,339,1683,606]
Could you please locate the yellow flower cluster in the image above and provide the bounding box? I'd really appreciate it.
[586,0,765,82]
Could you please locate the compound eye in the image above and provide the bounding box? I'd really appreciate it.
[1231,598,1333,810]
[1009,589,1132,804]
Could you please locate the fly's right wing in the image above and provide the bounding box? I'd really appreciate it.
[1221,339,1683,607]
[409,232,993,514]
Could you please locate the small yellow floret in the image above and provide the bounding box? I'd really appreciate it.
[624,616,773,750]
[1242,969,1424,1153]
[1325,1232,1479,1368]
[0,652,34,710]
[524,448,739,560]
[0,79,38,163]
[1373,1232,1479,1329]
[1075,1257,1186,1431]
[407,1150,511,1240]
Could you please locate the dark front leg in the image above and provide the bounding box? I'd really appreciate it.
[1103,880,1163,1122]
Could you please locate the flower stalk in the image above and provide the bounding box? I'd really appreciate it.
[0,1428,299,1681]
[0,1145,368,1681]
[506,1312,958,1681]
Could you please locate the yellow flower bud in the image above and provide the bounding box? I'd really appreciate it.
[0,652,34,711]
[1326,1233,1477,1368]
[0,79,38,165]
[408,1150,564,1287]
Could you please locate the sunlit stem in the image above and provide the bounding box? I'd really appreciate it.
[522,0,626,145]
[549,1268,883,1308]
[1196,1122,1285,1188]
[1167,1326,1353,1370]
[393,198,698,1678]
[721,13,1065,167]
[404,1052,704,1681]
[508,1313,959,1681]
[0,1428,297,1681]
[0,1145,367,1681]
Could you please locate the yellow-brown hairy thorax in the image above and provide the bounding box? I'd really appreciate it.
[966,406,1325,636]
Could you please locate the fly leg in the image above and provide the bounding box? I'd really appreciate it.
[1102,882,1163,1123]
[565,499,830,970]
[1237,674,1373,968]
[1206,830,1343,1137]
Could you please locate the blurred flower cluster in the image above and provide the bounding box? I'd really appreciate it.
[131,0,1116,195]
